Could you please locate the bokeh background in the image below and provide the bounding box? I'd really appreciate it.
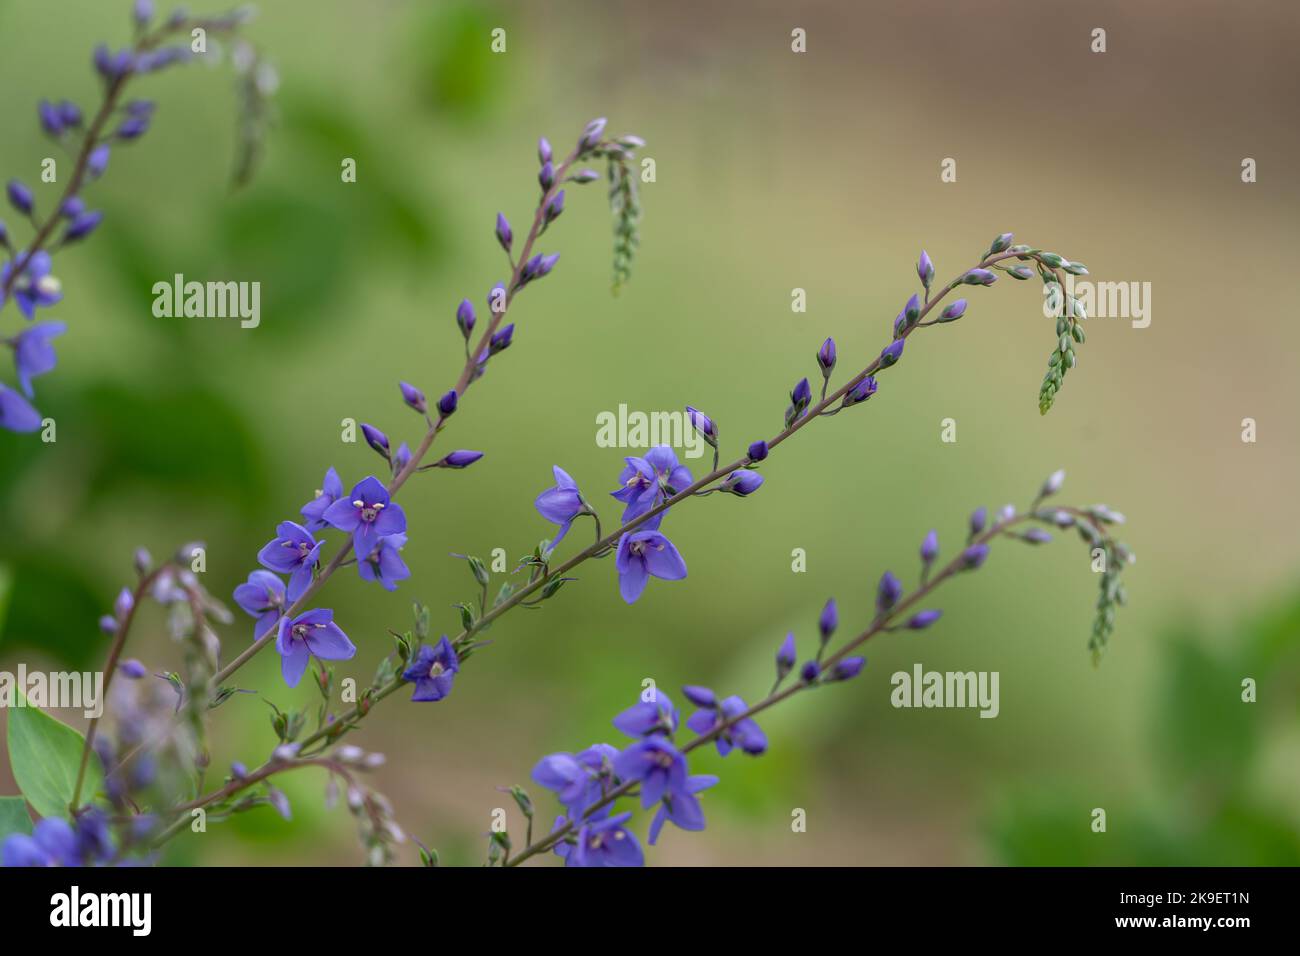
[2,0,1298,865]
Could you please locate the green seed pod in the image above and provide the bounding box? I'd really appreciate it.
[1065,348,1076,368]
[1039,252,1065,268]
[1070,324,1084,343]
[1059,334,1070,353]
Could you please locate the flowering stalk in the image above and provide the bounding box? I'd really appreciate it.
[502,480,1133,867]
[0,1,271,432]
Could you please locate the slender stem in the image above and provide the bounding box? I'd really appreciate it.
[69,563,176,813]
[505,505,1109,866]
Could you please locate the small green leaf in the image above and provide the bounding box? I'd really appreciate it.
[0,796,33,840]
[6,691,103,819]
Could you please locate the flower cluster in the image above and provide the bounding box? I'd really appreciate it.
[0,2,266,433]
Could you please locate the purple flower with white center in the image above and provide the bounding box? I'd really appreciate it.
[322,476,407,561]
[917,249,934,287]
[0,387,41,434]
[747,439,768,462]
[455,298,475,339]
[828,656,866,681]
[535,465,585,551]
[401,636,459,702]
[776,632,796,681]
[844,375,878,406]
[300,466,343,532]
[648,773,719,845]
[256,521,321,603]
[357,533,410,591]
[906,609,942,629]
[1,251,62,319]
[611,445,691,521]
[612,691,679,737]
[399,381,426,414]
[721,468,763,496]
[963,268,997,286]
[555,811,643,867]
[611,735,688,809]
[7,180,33,216]
[819,598,837,640]
[532,743,618,816]
[12,320,66,396]
[275,609,356,688]
[877,570,903,614]
[435,450,483,469]
[495,212,512,252]
[961,543,990,569]
[2,817,79,867]
[920,529,939,567]
[879,338,904,369]
[686,694,767,757]
[685,405,717,445]
[614,528,687,604]
[233,569,286,639]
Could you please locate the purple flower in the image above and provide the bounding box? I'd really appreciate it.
[257,521,322,603]
[844,375,878,407]
[116,114,150,140]
[520,253,558,284]
[533,744,618,816]
[233,569,286,639]
[120,659,148,679]
[322,476,407,561]
[819,598,838,639]
[917,249,934,287]
[578,117,607,152]
[776,632,796,681]
[12,320,66,396]
[537,136,552,165]
[63,210,104,243]
[801,660,820,683]
[817,337,836,375]
[1,251,63,319]
[300,466,343,531]
[879,338,904,369]
[399,381,426,414]
[495,212,512,252]
[828,656,866,681]
[58,101,82,128]
[721,468,764,496]
[2,818,78,867]
[920,529,939,566]
[361,423,389,459]
[963,268,997,286]
[87,144,111,179]
[38,100,63,136]
[455,298,476,339]
[538,160,555,191]
[961,543,990,569]
[611,445,692,521]
[612,691,679,737]
[615,529,687,604]
[906,609,942,629]
[876,570,903,614]
[790,376,812,415]
[0,384,41,433]
[685,405,717,445]
[747,439,768,462]
[555,811,643,867]
[435,450,483,469]
[682,685,716,709]
[275,609,356,688]
[611,736,687,809]
[535,465,585,551]
[970,506,987,536]
[648,774,718,845]
[686,695,767,757]
[489,323,514,354]
[7,180,34,216]
[903,292,921,326]
[544,189,565,226]
[989,232,1014,254]
[358,533,411,591]
[437,389,458,416]
[401,636,459,702]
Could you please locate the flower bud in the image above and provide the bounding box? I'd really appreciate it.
[1040,468,1065,498]
[455,298,476,339]
[685,405,717,446]
[489,323,514,354]
[537,136,552,165]
[63,210,104,243]
[939,299,967,322]
[7,180,34,216]
[988,232,1013,255]
[828,657,865,682]
[495,212,512,252]
[876,571,903,615]
[776,633,796,681]
[816,337,836,375]
[747,439,768,462]
[903,292,921,324]
[578,117,607,152]
[844,375,878,407]
[906,609,942,630]
[88,145,111,179]
[960,543,990,569]
[361,423,390,459]
[818,598,837,641]
[399,381,427,414]
[543,189,565,226]
[800,660,820,683]
[920,529,938,566]
[538,161,554,191]
[878,339,904,369]
[917,249,934,287]
[38,100,63,136]
[963,268,997,286]
[969,506,987,536]
[437,450,484,469]
[721,468,764,496]
[437,389,458,416]
[682,685,716,709]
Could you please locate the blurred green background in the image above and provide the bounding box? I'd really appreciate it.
[1,0,1298,865]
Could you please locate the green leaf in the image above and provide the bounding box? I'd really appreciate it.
[6,690,103,819]
[0,796,32,840]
